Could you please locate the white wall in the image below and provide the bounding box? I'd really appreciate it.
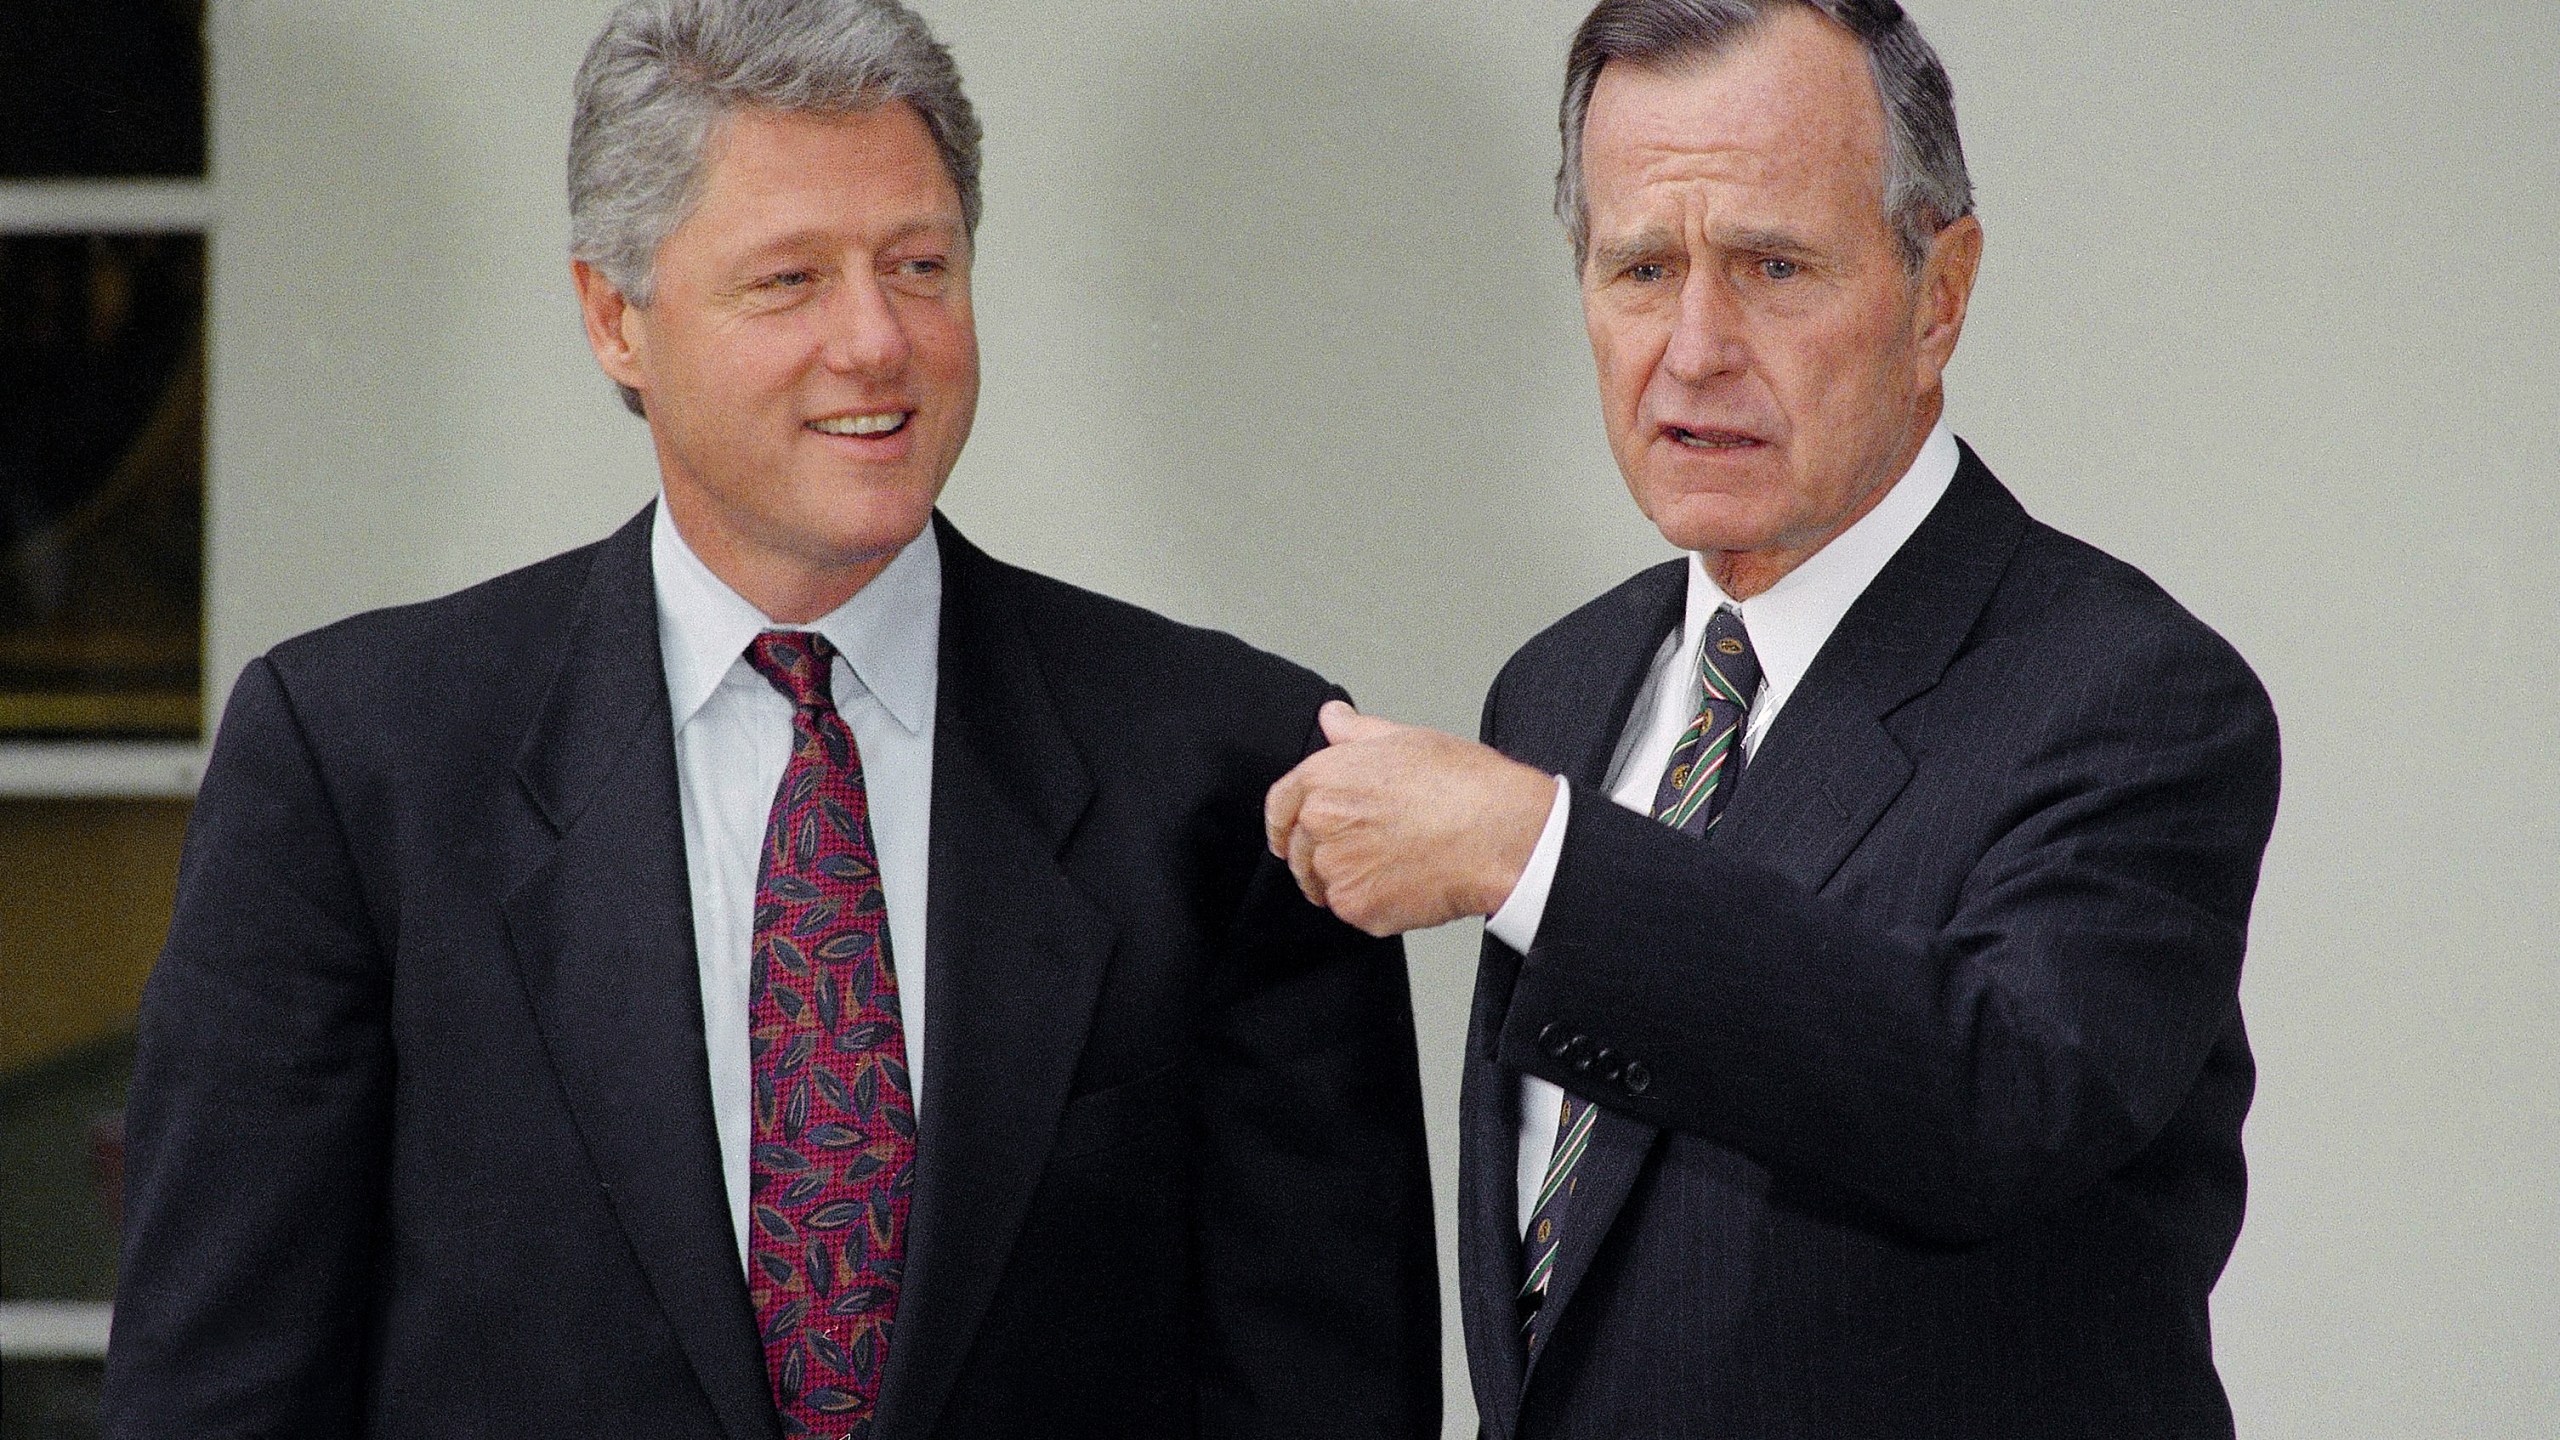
[207,1,2559,1433]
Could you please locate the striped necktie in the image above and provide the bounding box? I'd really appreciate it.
[1517,606,1760,1346]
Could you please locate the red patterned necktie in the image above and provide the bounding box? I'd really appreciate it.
[743,630,917,1439]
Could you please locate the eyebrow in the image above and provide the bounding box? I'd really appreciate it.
[1588,227,1681,275]
[872,217,966,252]
[729,217,965,269]
[1589,223,1827,275]
[1723,225,1821,258]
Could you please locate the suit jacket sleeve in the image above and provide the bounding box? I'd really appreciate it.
[1486,615,2281,1245]
[1188,694,1440,1439]
[103,656,394,1436]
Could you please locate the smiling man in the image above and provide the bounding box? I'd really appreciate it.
[102,3,1438,1437]
[1265,1,2281,1435]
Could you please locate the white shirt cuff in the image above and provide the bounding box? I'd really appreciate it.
[1485,777,1571,953]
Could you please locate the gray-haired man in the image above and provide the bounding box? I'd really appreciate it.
[1267,1,2278,1434]
[103,2,1438,1436]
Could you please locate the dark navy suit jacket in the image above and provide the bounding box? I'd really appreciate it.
[1460,446,2280,1438]
[104,509,1440,1439]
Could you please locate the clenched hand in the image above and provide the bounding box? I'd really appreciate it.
[1264,701,1559,937]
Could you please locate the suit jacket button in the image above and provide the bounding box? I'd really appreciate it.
[1621,1061,1651,1095]
[1566,1036,1597,1072]
[1592,1048,1625,1083]
[1538,1022,1570,1057]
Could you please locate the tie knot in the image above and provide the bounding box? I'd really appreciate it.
[746,630,841,711]
[1697,607,1761,708]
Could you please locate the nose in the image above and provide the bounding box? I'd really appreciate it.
[1662,269,1747,385]
[816,274,913,378]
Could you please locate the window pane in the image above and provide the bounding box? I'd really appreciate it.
[0,234,205,739]
[0,0,206,179]
[0,800,187,1306]
[1,1356,106,1439]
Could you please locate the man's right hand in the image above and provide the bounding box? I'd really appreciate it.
[1263,701,1558,937]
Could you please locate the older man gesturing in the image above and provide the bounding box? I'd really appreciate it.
[1269,3,2280,1435]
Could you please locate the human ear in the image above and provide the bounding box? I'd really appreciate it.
[571,259,651,394]
[1915,215,1983,374]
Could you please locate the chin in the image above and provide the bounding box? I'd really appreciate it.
[1641,496,1786,558]
[762,497,924,574]
[826,479,941,534]
[825,510,935,566]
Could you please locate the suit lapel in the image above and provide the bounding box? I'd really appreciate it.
[1456,944,1528,1433]
[871,516,1119,1440]
[1462,560,1685,1437]
[1499,452,2027,1402]
[1717,447,2026,886]
[500,507,781,1440]
[1529,559,1690,803]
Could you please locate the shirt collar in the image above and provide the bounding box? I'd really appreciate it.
[1683,421,1960,715]
[651,499,941,736]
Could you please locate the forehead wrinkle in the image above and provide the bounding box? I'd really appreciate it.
[1608,103,1881,203]
[686,176,967,283]
[1616,131,1771,191]
[1587,134,1842,245]
[734,227,835,259]
[1679,9,1885,136]
[1591,12,1893,199]
[733,214,959,258]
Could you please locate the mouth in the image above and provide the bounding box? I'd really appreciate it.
[807,411,911,438]
[1668,426,1765,450]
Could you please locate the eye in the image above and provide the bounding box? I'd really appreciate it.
[899,257,946,277]
[1627,262,1671,284]
[763,270,815,290]
[1757,257,1801,281]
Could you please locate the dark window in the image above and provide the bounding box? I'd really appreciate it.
[0,235,205,739]
[0,0,207,179]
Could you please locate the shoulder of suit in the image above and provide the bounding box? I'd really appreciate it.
[253,530,611,742]
[946,536,1340,755]
[1489,557,1687,698]
[1478,499,2269,729]
[264,533,603,675]
[1987,516,2267,699]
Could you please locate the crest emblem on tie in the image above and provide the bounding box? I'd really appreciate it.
[1718,636,1746,656]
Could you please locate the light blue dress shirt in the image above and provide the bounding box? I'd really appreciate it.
[650,501,941,1271]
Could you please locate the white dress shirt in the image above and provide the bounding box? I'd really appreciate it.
[1491,423,1961,1235]
[651,502,941,1270]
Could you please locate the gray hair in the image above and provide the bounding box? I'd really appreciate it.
[569,0,982,414]
[1556,0,1971,274]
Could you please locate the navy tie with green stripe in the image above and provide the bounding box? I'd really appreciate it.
[1518,605,1760,1350]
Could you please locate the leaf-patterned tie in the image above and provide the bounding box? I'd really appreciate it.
[1518,606,1759,1351]
[743,630,916,1440]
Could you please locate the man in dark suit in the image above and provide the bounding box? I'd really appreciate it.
[102,2,1438,1436]
[1267,1,2280,1435]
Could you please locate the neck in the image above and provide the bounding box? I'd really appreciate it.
[1705,405,1939,601]
[727,559,891,626]
[661,500,900,625]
